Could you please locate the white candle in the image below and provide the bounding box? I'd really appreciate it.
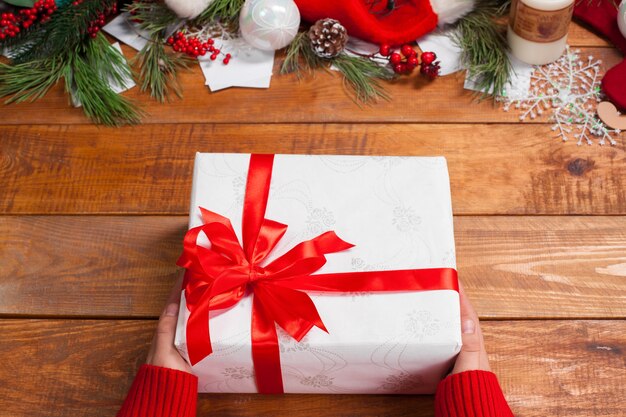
[508,0,575,65]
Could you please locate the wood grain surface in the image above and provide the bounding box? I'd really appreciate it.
[0,319,623,417]
[1,124,624,215]
[0,46,621,125]
[1,216,624,319]
[1,17,624,417]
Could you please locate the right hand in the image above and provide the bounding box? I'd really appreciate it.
[451,282,491,374]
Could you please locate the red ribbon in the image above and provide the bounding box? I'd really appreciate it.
[177,154,458,394]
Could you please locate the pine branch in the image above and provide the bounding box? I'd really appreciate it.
[451,0,511,98]
[11,0,117,63]
[133,36,191,102]
[66,34,142,126]
[0,57,66,103]
[85,31,134,89]
[333,53,394,104]
[281,30,393,104]
[124,0,179,36]
[280,31,324,76]
[194,0,245,26]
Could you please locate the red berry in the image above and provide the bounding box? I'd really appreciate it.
[407,56,418,68]
[210,53,217,61]
[379,44,391,56]
[420,62,440,79]
[421,51,436,65]
[401,44,413,57]
[390,52,402,65]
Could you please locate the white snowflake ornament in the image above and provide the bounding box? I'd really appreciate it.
[499,47,621,146]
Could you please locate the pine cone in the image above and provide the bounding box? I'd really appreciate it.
[308,18,348,59]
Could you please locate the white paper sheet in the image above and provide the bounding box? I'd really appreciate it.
[198,39,274,91]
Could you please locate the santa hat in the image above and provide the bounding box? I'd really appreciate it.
[294,0,475,45]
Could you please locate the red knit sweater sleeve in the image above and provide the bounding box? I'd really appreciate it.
[117,364,198,417]
[434,370,514,417]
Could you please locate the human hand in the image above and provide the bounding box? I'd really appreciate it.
[146,272,192,373]
[452,281,491,374]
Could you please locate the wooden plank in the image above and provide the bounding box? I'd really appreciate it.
[0,46,620,125]
[1,124,624,215]
[0,319,623,417]
[1,216,624,319]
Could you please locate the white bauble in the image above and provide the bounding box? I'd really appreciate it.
[165,0,214,19]
[239,0,300,51]
[619,1,626,39]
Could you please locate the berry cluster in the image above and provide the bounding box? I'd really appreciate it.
[0,0,56,41]
[85,4,118,38]
[419,51,440,79]
[380,44,419,75]
[379,43,440,79]
[167,31,231,64]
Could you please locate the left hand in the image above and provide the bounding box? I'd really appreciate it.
[146,272,192,373]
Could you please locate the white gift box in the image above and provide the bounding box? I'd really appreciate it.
[175,153,461,394]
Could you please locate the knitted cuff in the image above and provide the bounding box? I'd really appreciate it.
[434,370,514,417]
[117,364,198,417]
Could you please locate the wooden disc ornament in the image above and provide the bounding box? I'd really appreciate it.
[598,101,626,130]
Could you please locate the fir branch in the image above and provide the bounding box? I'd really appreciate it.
[281,30,393,104]
[133,36,190,102]
[0,57,66,103]
[65,37,142,126]
[124,0,179,37]
[280,31,324,76]
[332,54,394,104]
[194,0,245,27]
[451,0,511,98]
[12,0,118,63]
[85,32,134,89]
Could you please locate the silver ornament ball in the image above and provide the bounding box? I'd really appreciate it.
[239,0,300,51]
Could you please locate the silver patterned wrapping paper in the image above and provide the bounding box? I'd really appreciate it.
[175,153,461,394]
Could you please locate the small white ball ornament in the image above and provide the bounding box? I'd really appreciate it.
[165,0,214,19]
[618,1,626,39]
[239,0,300,51]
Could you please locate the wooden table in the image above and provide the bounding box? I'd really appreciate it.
[1,22,625,417]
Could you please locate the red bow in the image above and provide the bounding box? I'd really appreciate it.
[177,154,458,394]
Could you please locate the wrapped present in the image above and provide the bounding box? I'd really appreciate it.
[175,153,461,394]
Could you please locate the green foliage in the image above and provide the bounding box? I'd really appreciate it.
[333,54,394,104]
[133,37,191,102]
[3,0,36,8]
[8,0,118,63]
[0,32,141,126]
[281,31,394,104]
[0,57,66,104]
[65,36,142,126]
[194,0,245,26]
[124,0,179,36]
[451,0,512,98]
[280,31,323,76]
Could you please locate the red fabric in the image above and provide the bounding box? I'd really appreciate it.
[293,0,438,45]
[574,0,626,110]
[116,365,197,417]
[435,370,514,417]
[118,366,512,416]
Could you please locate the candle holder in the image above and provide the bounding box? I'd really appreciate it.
[508,0,575,65]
